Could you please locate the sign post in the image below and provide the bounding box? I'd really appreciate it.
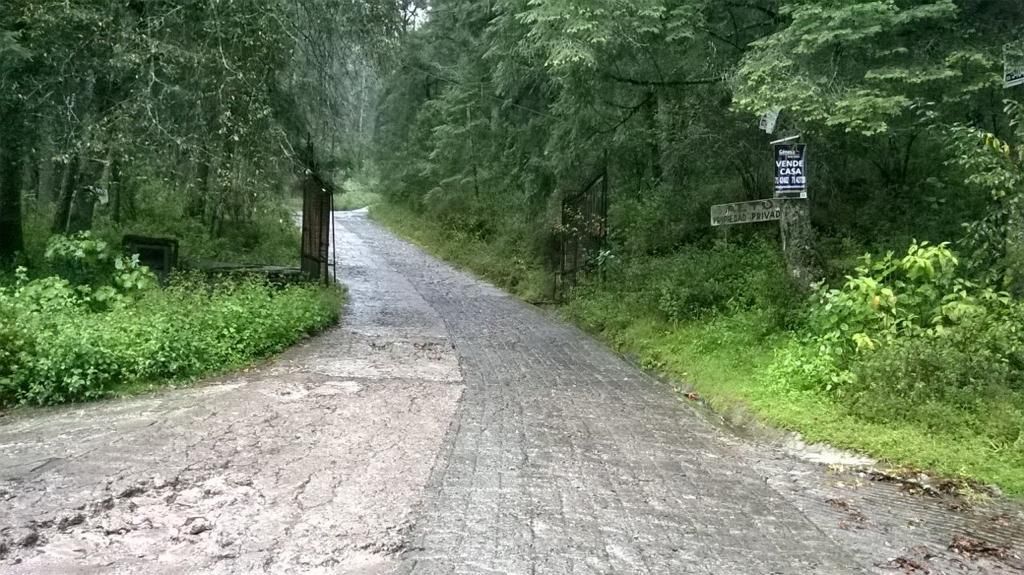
[770,137,817,288]
[709,132,820,289]
[778,198,818,290]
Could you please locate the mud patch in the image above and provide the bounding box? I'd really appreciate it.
[268,336,460,383]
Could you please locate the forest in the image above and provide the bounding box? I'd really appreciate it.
[0,1,409,407]
[2,1,1024,494]
[370,0,1024,494]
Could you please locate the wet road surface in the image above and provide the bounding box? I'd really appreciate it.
[2,210,1023,574]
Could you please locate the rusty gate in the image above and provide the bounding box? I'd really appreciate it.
[300,164,336,284]
[556,158,608,300]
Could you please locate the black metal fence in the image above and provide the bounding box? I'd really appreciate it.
[300,166,335,284]
[556,158,608,301]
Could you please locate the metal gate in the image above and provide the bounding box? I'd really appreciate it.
[556,158,608,300]
[300,170,335,284]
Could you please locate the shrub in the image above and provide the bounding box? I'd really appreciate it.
[0,273,342,407]
[593,239,798,326]
[851,327,1010,404]
[766,240,1024,445]
[44,232,118,287]
[809,241,1009,353]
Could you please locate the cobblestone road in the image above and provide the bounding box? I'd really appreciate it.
[2,209,1022,574]
[337,211,1023,575]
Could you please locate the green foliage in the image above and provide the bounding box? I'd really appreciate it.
[946,115,1024,290]
[1,0,399,265]
[41,181,304,268]
[29,232,159,309]
[43,232,158,295]
[370,0,1024,494]
[809,241,1007,353]
[850,321,1022,409]
[0,274,342,407]
[568,240,798,326]
[778,241,1012,391]
[733,0,1001,136]
[335,170,384,211]
[116,212,302,269]
[0,221,338,408]
[44,232,114,286]
[762,240,1024,464]
[376,0,1022,290]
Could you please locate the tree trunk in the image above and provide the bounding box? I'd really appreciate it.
[0,108,25,262]
[37,157,57,205]
[66,156,103,234]
[36,121,57,204]
[211,137,235,238]
[779,199,821,291]
[67,185,97,234]
[53,155,80,234]
[110,159,123,224]
[21,153,37,204]
[122,176,136,221]
[188,160,211,218]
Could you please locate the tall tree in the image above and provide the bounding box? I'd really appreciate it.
[0,0,401,269]
[0,24,30,260]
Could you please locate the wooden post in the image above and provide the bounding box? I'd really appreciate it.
[778,199,820,291]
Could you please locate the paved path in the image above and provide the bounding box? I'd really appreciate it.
[2,210,1023,574]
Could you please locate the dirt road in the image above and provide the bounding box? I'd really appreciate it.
[2,210,1022,574]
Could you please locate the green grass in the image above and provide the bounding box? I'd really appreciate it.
[372,200,1024,496]
[569,309,1024,495]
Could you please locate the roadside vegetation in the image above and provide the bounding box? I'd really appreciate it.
[371,1,1024,495]
[0,233,343,408]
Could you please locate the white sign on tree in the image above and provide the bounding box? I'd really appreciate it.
[759,109,781,134]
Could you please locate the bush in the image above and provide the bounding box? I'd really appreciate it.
[766,240,1024,446]
[809,241,1009,349]
[44,232,117,286]
[0,273,342,407]
[580,239,799,326]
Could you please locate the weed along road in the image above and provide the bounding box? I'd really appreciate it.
[0,209,1021,574]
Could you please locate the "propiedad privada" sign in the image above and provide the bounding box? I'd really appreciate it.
[710,199,782,227]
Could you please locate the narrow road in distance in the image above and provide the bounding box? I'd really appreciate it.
[1,209,1021,574]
